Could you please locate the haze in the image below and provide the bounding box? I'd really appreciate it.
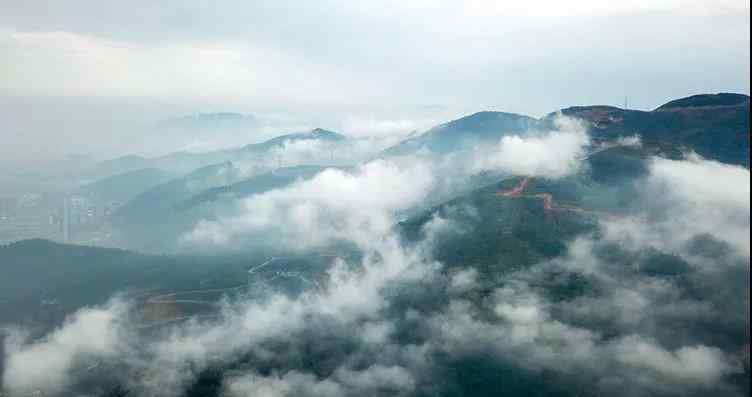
[0,2,749,397]
[1,0,749,164]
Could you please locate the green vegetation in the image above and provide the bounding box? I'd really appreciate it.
[0,239,266,327]
[400,177,596,276]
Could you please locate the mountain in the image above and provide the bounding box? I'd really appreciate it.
[238,128,346,153]
[0,239,264,327]
[177,165,335,210]
[382,93,749,167]
[2,93,749,397]
[106,164,338,253]
[113,162,241,222]
[583,145,652,185]
[556,93,750,167]
[88,126,409,252]
[654,92,748,110]
[78,168,176,204]
[85,128,348,179]
[400,176,598,275]
[381,111,537,156]
[89,155,151,180]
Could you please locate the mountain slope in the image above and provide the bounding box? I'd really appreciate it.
[177,165,334,210]
[400,176,597,275]
[557,93,750,167]
[0,239,262,326]
[113,162,240,221]
[654,93,749,110]
[108,163,337,253]
[90,155,151,180]
[382,93,749,167]
[237,128,345,153]
[381,111,537,156]
[87,128,348,178]
[79,168,176,203]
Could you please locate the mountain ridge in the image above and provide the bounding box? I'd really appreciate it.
[88,128,348,179]
[381,92,749,167]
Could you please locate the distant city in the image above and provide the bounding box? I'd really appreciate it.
[0,193,118,245]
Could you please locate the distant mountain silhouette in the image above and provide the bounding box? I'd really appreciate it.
[86,128,348,179]
[113,162,241,221]
[176,165,337,210]
[238,128,345,153]
[79,168,176,203]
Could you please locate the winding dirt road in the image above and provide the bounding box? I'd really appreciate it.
[146,286,245,305]
[499,177,530,197]
[496,177,621,219]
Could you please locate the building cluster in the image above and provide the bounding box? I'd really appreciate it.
[0,193,120,245]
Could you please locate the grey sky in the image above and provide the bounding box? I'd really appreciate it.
[1,0,749,164]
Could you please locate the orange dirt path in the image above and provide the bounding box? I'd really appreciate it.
[496,177,623,219]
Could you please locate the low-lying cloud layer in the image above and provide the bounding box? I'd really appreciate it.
[604,155,751,257]
[2,301,129,394]
[185,157,435,249]
[471,116,591,178]
[2,126,749,396]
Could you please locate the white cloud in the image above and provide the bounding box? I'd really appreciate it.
[0,29,371,108]
[602,156,750,258]
[225,371,344,397]
[471,116,591,178]
[334,364,416,395]
[650,156,749,214]
[184,157,435,249]
[615,135,642,147]
[1,0,749,163]
[613,336,738,385]
[2,300,128,395]
[138,232,440,395]
[186,119,596,252]
[449,268,479,294]
[428,278,742,395]
[2,106,749,397]
[262,136,397,168]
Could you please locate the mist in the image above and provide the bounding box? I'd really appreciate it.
[3,148,750,396]
[1,0,750,166]
[0,2,749,397]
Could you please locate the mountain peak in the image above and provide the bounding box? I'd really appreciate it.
[239,129,346,152]
[558,105,625,114]
[309,128,346,140]
[443,111,535,130]
[380,111,537,157]
[655,93,749,111]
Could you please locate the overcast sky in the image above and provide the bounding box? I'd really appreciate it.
[1,0,749,163]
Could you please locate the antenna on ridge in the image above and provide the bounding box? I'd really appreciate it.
[623,96,628,110]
